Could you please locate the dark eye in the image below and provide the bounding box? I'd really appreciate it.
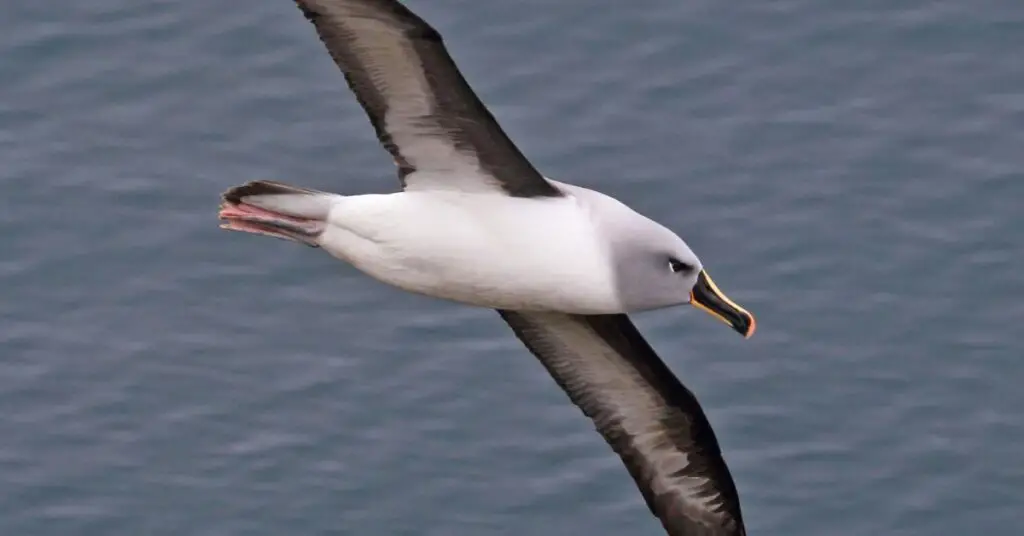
[669,258,694,274]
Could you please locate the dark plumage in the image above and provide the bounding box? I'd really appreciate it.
[294,0,564,198]
[500,312,745,535]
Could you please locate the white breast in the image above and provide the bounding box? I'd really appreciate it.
[317,190,624,313]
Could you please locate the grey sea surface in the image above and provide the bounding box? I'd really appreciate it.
[1,1,1021,534]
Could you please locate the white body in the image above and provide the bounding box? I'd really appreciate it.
[313,181,690,314]
[319,185,613,313]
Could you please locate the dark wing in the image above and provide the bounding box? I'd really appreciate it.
[498,311,746,536]
[292,0,562,198]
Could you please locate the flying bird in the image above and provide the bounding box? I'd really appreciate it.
[218,1,756,534]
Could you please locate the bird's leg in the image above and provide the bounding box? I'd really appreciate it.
[218,201,325,247]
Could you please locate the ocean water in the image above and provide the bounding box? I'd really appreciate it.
[1,1,1021,534]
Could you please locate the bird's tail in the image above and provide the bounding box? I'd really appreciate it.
[218,180,336,247]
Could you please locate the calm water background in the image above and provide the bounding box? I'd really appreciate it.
[1,1,1021,534]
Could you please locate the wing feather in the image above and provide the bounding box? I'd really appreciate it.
[498,311,746,536]
[293,0,562,197]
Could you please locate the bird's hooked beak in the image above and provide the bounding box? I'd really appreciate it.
[690,270,756,338]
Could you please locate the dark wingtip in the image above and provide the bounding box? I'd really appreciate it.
[221,180,316,205]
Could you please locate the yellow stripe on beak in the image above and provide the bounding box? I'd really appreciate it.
[689,270,756,338]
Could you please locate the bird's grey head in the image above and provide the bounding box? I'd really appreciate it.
[557,181,754,337]
[611,217,756,338]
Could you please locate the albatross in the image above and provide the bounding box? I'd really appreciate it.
[217,1,757,534]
